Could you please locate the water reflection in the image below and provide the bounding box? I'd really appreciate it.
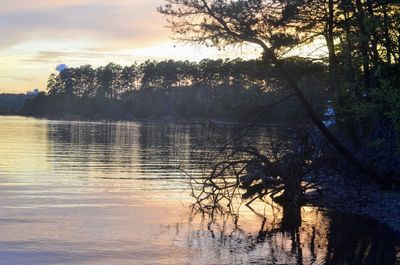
[182,201,400,265]
[0,116,398,265]
[42,120,210,195]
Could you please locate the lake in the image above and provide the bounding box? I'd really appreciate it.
[0,116,398,265]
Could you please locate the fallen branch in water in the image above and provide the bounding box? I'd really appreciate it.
[185,126,338,210]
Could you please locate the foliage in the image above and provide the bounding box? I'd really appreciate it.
[158,0,400,183]
[0,94,33,114]
[22,58,326,123]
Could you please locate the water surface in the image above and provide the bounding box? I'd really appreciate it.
[0,116,398,265]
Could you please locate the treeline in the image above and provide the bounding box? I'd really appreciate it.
[157,0,400,183]
[21,58,327,122]
[0,94,33,115]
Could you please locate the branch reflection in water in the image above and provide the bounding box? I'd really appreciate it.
[178,184,400,265]
[0,117,398,264]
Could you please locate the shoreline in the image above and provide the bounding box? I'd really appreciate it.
[5,115,399,233]
[314,174,400,233]
[8,113,295,128]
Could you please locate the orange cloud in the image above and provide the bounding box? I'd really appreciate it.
[0,0,259,93]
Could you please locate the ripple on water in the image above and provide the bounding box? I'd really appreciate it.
[0,116,398,265]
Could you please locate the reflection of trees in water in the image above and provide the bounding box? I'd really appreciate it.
[183,198,399,265]
[184,202,316,264]
[138,122,193,169]
[174,123,399,264]
[44,120,399,264]
[135,122,268,177]
[45,120,216,180]
[323,212,399,265]
[45,121,141,176]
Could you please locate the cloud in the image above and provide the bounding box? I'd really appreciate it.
[0,0,168,92]
[0,0,168,50]
[0,0,91,14]
[0,75,32,82]
[0,0,255,93]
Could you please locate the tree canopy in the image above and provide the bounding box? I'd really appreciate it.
[22,58,325,123]
[159,0,400,180]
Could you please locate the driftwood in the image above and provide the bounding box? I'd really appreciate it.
[186,126,335,210]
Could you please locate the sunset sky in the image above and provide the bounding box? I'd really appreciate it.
[0,0,261,93]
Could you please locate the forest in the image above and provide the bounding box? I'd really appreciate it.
[156,0,400,207]
[22,0,400,200]
[2,1,400,263]
[21,58,326,123]
[0,94,32,115]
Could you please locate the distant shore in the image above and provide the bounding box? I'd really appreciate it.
[16,113,295,128]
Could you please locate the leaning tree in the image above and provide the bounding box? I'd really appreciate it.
[158,0,368,179]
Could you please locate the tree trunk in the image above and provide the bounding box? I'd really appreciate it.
[324,0,362,149]
[325,0,339,92]
[258,45,368,176]
[353,0,373,88]
[366,0,380,66]
[383,6,392,63]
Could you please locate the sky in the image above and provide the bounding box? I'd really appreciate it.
[0,0,261,93]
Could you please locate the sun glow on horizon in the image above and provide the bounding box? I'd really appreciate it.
[0,0,264,94]
[0,0,327,94]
